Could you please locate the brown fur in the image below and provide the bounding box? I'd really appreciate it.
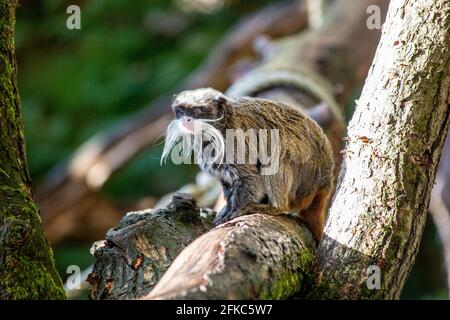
[171,88,335,243]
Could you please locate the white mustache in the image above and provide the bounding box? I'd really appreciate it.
[161,117,225,166]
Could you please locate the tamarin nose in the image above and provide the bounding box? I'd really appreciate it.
[180,116,195,133]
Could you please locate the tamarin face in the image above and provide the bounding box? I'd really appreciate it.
[161,88,229,165]
[172,88,228,133]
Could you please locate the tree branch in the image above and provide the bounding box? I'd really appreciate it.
[144,213,315,300]
[315,0,450,299]
[0,0,65,299]
[88,194,213,299]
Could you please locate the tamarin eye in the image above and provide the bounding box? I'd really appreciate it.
[175,109,183,118]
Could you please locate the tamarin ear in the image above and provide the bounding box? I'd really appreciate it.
[214,94,228,111]
[171,94,178,109]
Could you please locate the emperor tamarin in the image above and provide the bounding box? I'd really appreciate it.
[161,88,334,242]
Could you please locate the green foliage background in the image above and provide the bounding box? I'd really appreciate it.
[15,0,447,299]
[17,0,271,199]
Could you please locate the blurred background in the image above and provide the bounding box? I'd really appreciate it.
[15,0,447,299]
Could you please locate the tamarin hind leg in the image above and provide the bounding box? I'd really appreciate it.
[213,175,265,226]
[299,189,331,244]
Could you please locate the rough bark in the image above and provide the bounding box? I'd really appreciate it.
[88,194,214,299]
[0,0,65,299]
[145,213,315,300]
[315,0,450,299]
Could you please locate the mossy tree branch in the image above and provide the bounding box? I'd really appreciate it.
[89,194,316,300]
[0,0,66,299]
[145,212,316,300]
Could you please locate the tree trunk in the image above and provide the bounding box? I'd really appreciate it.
[0,0,66,299]
[315,0,450,299]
